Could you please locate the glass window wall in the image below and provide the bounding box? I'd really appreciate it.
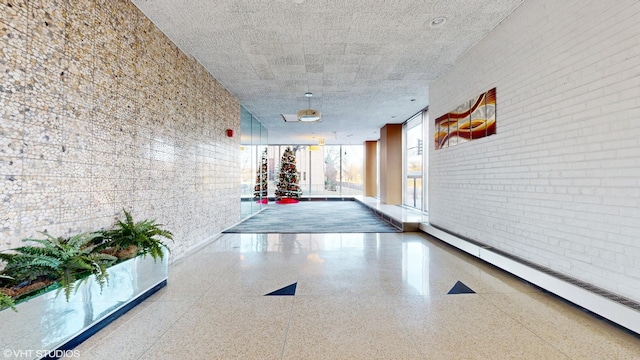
[264,145,363,198]
[423,109,429,213]
[404,111,424,210]
[240,106,268,219]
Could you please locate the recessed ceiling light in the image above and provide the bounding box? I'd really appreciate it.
[430,17,446,27]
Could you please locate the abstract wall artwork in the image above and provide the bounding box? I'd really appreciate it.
[434,88,496,149]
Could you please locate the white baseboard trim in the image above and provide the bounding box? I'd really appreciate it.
[420,223,640,335]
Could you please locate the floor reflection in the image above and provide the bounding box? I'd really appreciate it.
[235,233,435,296]
[403,241,430,296]
[69,232,640,359]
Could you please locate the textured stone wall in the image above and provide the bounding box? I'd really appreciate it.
[0,0,241,259]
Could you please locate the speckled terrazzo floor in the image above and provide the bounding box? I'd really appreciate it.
[64,232,640,359]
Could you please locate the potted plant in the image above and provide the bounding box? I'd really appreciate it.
[0,232,118,301]
[0,210,171,356]
[96,209,173,261]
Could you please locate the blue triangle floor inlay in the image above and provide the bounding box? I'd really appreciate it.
[265,282,297,296]
[447,281,475,294]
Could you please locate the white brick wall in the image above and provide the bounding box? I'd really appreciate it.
[429,0,640,301]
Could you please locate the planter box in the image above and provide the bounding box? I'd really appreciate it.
[0,254,167,359]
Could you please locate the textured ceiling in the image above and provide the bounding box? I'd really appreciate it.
[131,0,523,144]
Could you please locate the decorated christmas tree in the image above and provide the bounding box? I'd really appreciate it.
[253,149,268,203]
[275,146,302,203]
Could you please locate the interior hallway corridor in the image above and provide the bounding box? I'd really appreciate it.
[67,232,640,359]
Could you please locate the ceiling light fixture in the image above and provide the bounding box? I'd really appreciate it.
[297,92,321,122]
[430,17,446,27]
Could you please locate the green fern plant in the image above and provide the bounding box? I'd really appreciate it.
[0,275,16,312]
[0,249,59,284]
[0,232,117,300]
[99,209,173,261]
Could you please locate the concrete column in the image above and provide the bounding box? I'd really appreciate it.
[364,140,378,197]
[379,124,403,205]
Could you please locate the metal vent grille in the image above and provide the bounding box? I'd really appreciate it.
[365,207,403,231]
[431,225,640,312]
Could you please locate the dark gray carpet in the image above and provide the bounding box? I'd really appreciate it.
[225,201,400,233]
